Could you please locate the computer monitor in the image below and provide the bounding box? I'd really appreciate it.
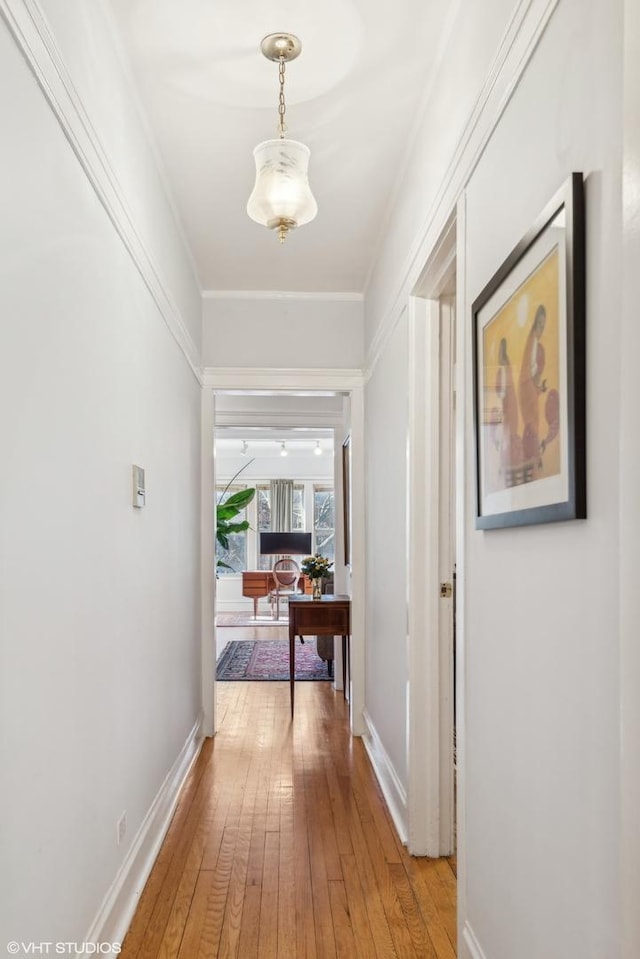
[259,532,312,556]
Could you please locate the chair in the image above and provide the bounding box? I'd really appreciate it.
[270,558,300,620]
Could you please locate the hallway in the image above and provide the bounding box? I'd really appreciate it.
[119,681,456,959]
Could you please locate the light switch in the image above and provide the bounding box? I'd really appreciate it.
[132,465,145,508]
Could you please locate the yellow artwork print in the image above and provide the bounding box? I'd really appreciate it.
[482,247,561,494]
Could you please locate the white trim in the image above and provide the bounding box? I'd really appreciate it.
[365,0,561,377]
[215,598,274,613]
[202,289,363,302]
[362,709,408,845]
[365,301,408,384]
[204,367,364,391]
[215,410,344,428]
[201,389,216,737]
[461,922,489,959]
[621,3,640,953]
[347,384,366,735]
[208,368,365,740]
[414,213,457,299]
[0,0,202,384]
[362,0,464,296]
[406,297,442,856]
[437,298,456,855]
[455,191,469,955]
[96,0,202,295]
[85,713,205,955]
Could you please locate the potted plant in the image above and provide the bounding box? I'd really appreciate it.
[216,461,256,573]
[301,553,334,600]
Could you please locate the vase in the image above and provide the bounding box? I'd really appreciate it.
[312,578,322,600]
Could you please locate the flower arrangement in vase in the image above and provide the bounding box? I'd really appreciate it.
[300,553,333,600]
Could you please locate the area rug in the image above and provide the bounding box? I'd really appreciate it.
[216,612,287,627]
[216,639,331,681]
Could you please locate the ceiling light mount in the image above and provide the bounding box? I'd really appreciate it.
[260,33,302,64]
[247,32,317,244]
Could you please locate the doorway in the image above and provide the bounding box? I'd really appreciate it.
[407,213,458,858]
[200,375,366,739]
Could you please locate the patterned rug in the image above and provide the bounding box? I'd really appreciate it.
[216,639,331,681]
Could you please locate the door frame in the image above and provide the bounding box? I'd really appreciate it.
[200,368,366,737]
[406,214,458,856]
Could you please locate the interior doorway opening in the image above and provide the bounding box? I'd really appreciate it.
[407,212,458,859]
[201,379,365,739]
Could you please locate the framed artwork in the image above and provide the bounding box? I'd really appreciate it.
[342,436,351,565]
[472,172,586,529]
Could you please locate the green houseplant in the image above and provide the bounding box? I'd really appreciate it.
[216,461,256,572]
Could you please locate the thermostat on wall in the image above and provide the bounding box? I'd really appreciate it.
[132,465,145,508]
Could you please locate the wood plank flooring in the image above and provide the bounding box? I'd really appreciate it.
[119,672,456,958]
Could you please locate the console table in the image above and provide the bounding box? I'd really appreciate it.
[287,595,351,716]
[241,570,311,618]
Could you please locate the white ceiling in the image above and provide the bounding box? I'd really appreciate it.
[105,0,449,293]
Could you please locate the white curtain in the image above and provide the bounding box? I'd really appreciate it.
[270,479,293,532]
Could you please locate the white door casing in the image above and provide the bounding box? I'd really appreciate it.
[201,387,216,736]
[406,216,457,857]
[202,368,366,737]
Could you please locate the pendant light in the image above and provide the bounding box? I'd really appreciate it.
[247,33,317,244]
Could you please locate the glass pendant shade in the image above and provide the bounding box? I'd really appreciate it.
[247,138,317,238]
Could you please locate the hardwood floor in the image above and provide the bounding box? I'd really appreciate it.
[119,679,457,959]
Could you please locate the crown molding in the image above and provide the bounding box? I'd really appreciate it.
[202,289,363,302]
[365,0,560,378]
[0,0,202,385]
[203,367,364,391]
[216,411,344,429]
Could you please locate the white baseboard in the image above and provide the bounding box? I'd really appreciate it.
[216,598,269,613]
[361,709,408,844]
[85,711,205,955]
[461,922,488,959]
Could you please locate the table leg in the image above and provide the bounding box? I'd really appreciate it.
[289,620,295,717]
[253,597,258,619]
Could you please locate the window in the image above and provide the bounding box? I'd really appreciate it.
[257,484,305,569]
[216,485,248,576]
[257,487,271,570]
[313,486,335,564]
[215,479,333,574]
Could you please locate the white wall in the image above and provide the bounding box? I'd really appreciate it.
[39,0,203,355]
[364,0,518,353]
[620,1,640,954]
[0,4,202,947]
[202,293,364,369]
[363,0,624,956]
[462,1,621,955]
[364,309,409,786]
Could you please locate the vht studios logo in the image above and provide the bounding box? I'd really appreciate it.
[6,944,121,956]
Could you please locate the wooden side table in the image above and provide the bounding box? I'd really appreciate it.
[287,595,351,716]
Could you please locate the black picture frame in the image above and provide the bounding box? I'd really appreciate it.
[472,172,586,529]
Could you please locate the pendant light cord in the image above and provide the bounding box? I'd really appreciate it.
[278,55,286,138]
